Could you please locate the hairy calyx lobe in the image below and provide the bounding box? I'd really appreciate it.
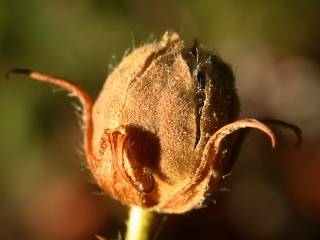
[182,42,240,148]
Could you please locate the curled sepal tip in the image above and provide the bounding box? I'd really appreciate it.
[261,119,302,147]
[211,118,276,151]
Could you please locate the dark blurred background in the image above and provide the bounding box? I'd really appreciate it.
[1,0,320,239]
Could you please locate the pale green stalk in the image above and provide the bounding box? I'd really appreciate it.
[125,207,156,240]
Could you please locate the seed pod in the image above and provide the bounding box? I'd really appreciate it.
[8,33,279,214]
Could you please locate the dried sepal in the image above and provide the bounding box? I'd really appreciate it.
[158,119,276,213]
[95,127,156,207]
[6,69,94,167]
[8,32,301,214]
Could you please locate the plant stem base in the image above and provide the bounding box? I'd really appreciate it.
[125,207,156,240]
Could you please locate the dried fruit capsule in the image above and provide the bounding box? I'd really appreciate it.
[8,32,279,214]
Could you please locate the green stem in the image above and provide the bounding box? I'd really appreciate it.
[125,207,156,240]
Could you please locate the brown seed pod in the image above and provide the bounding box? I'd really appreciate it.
[8,32,300,214]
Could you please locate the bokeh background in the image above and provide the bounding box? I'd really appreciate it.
[1,0,320,239]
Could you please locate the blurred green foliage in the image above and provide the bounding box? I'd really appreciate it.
[1,0,320,239]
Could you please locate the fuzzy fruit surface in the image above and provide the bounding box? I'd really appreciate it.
[91,33,241,213]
